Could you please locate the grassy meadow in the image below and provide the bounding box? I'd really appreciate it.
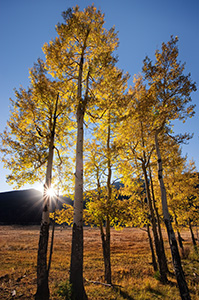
[0,226,198,299]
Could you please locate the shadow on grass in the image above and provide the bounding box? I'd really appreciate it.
[145,286,164,296]
[113,285,135,300]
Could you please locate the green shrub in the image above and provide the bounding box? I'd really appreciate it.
[57,280,72,300]
[153,270,161,281]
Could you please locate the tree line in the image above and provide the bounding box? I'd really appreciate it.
[0,5,198,300]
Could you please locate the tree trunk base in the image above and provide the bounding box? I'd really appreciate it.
[70,223,87,300]
[35,222,50,300]
[165,219,191,300]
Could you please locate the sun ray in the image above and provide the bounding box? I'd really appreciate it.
[46,187,56,198]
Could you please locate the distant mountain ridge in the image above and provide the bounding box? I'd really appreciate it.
[0,182,126,225]
[0,189,72,225]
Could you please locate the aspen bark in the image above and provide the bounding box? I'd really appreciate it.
[100,221,112,284]
[142,163,168,283]
[70,44,88,299]
[35,94,59,300]
[97,114,112,285]
[155,132,191,300]
[70,106,87,300]
[48,193,58,275]
[140,121,167,281]
[35,137,53,300]
[147,223,158,271]
[105,117,112,284]
[149,165,168,273]
[97,164,112,284]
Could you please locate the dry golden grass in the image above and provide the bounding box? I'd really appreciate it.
[0,226,198,299]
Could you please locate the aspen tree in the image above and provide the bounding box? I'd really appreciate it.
[84,65,128,284]
[116,76,168,282]
[35,94,58,300]
[143,36,196,300]
[164,157,199,252]
[148,163,168,273]
[43,6,119,298]
[158,140,188,253]
[0,60,71,300]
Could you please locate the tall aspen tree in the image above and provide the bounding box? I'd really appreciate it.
[116,76,168,282]
[35,93,59,300]
[143,36,196,300]
[0,60,71,300]
[43,6,119,298]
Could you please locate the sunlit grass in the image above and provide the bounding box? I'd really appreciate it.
[0,226,198,299]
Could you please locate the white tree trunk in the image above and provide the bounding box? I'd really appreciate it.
[70,48,88,300]
[73,109,84,226]
[42,137,54,224]
[154,133,170,221]
[155,132,191,300]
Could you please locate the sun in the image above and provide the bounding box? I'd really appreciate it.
[46,187,56,198]
[35,183,56,198]
[35,184,58,202]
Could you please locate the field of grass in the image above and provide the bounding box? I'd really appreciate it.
[0,226,198,299]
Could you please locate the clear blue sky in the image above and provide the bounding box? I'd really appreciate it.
[0,0,198,192]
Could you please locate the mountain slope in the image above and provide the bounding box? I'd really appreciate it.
[0,189,72,225]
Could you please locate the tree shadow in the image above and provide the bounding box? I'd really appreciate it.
[113,285,135,300]
[145,286,164,296]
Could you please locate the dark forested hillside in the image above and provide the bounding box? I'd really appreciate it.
[0,189,72,225]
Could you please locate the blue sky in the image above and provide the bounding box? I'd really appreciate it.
[0,0,198,192]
